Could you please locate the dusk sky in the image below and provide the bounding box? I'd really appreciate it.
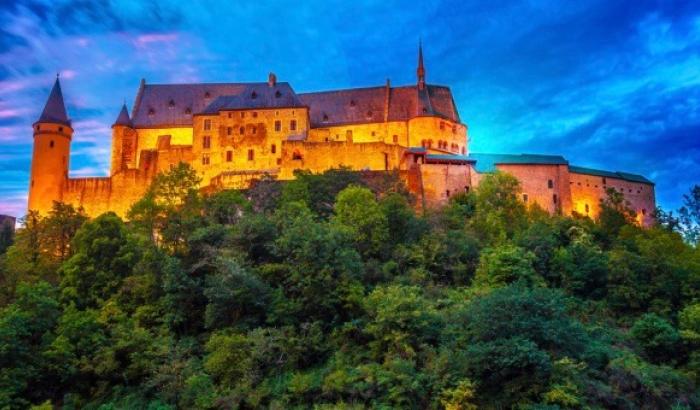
[1,0,699,217]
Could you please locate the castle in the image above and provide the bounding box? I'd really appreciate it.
[27,45,656,225]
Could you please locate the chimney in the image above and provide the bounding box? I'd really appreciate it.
[268,72,277,87]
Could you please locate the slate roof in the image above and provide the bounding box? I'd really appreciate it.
[298,84,460,127]
[37,78,70,126]
[467,153,569,173]
[425,154,475,164]
[113,103,132,127]
[569,166,654,185]
[131,82,303,127]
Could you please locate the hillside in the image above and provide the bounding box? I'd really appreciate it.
[1,164,699,409]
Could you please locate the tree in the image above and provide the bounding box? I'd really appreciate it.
[473,243,543,288]
[598,187,637,239]
[42,202,87,263]
[630,313,682,365]
[471,171,527,244]
[204,258,269,329]
[333,185,389,258]
[0,282,60,408]
[128,162,202,253]
[678,185,700,245]
[59,213,139,309]
[550,229,608,298]
[445,285,589,407]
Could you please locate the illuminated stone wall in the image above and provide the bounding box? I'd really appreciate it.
[569,172,656,227]
[494,164,573,215]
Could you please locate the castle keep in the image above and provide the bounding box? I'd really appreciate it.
[28,45,656,225]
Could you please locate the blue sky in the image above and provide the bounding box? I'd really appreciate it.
[0,0,699,217]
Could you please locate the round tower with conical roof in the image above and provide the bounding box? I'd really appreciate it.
[28,76,73,214]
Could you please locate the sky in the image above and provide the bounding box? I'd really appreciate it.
[0,0,699,217]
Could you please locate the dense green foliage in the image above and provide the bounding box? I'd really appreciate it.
[1,164,699,409]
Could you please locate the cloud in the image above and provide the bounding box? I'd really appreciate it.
[0,0,698,216]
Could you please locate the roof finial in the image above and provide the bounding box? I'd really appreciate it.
[56,72,60,79]
[417,39,426,90]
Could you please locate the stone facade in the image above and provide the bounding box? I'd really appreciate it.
[27,47,656,226]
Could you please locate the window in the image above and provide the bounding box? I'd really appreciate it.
[585,204,589,213]
[548,179,553,189]
[239,126,245,135]
[602,177,607,185]
[446,190,450,197]
[290,120,297,131]
[227,127,232,135]
[275,120,281,132]
[252,112,258,118]
[642,208,647,215]
[553,194,558,204]
[58,127,63,132]
[393,135,398,143]
[204,119,211,130]
[248,149,254,161]
[226,151,232,162]
[202,136,211,149]
[371,131,375,136]
[523,194,528,202]
[271,144,276,154]
[440,121,445,130]
[465,186,470,193]
[251,125,257,134]
[241,112,245,118]
[452,125,457,133]
[292,150,303,160]
[49,140,54,148]
[346,130,352,140]
[228,112,232,118]
[202,154,210,165]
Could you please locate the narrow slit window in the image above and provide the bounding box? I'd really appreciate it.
[248,149,254,161]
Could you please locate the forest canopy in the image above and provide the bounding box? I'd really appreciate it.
[1,163,699,409]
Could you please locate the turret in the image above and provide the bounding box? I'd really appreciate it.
[110,103,136,174]
[28,76,73,215]
[417,40,426,90]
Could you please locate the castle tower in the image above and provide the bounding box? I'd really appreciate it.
[28,76,73,214]
[110,103,136,174]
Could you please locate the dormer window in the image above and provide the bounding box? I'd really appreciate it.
[322,113,329,122]
[350,100,356,107]
[185,107,192,115]
[275,90,282,98]
[168,99,175,108]
[422,107,428,113]
[148,108,155,116]
[251,91,257,99]
[204,91,211,98]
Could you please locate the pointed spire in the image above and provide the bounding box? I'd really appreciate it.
[113,103,132,127]
[417,39,426,90]
[37,77,70,125]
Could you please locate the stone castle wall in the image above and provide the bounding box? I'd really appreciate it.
[569,172,656,226]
